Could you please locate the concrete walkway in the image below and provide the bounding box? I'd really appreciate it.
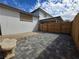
[15,33,79,59]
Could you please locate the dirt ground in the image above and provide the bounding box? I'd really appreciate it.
[0,32,39,39]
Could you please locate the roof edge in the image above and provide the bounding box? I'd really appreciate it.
[0,3,38,17]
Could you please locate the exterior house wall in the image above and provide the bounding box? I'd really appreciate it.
[72,14,79,50]
[0,7,38,35]
[32,10,39,17]
[20,13,33,21]
[39,10,52,20]
[32,8,52,20]
[20,16,38,32]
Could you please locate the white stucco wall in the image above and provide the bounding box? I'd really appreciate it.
[0,7,38,35]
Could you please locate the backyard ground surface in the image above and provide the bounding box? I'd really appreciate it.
[14,32,79,59]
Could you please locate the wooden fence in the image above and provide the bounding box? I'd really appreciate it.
[39,21,72,34]
[39,14,79,50]
[72,14,79,50]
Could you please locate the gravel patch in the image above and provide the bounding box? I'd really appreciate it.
[15,33,79,59]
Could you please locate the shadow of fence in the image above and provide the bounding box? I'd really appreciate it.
[35,35,79,59]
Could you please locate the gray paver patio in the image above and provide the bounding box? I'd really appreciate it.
[15,33,79,59]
